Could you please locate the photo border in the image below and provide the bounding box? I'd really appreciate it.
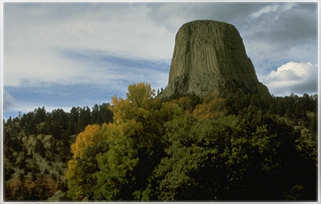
[0,0,319,203]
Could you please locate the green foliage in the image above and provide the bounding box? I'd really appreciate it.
[4,103,113,201]
[66,83,165,200]
[5,83,317,201]
[147,113,299,200]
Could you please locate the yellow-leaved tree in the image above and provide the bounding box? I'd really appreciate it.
[70,124,101,159]
[65,124,104,200]
[112,82,156,124]
[65,83,168,201]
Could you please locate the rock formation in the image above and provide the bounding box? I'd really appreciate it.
[162,20,270,98]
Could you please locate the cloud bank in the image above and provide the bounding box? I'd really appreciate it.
[3,3,318,117]
[264,62,317,96]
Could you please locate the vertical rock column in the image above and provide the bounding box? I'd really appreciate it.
[163,20,270,98]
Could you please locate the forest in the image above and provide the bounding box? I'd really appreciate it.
[3,83,317,201]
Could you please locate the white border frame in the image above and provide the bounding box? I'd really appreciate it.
[0,0,4,203]
[0,1,319,203]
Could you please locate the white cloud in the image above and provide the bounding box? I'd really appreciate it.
[5,5,174,87]
[6,5,174,60]
[250,4,281,18]
[263,62,317,96]
[250,4,295,19]
[5,50,88,86]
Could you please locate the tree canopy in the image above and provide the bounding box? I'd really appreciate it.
[4,83,317,201]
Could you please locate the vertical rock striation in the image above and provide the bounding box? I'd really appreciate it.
[162,20,270,98]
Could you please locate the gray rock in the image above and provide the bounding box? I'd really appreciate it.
[162,20,270,98]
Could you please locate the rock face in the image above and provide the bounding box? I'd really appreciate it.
[162,20,270,98]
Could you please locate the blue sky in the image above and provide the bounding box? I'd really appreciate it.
[3,2,318,118]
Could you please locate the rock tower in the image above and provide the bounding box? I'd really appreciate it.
[162,20,270,98]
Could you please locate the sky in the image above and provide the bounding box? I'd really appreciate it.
[3,2,318,118]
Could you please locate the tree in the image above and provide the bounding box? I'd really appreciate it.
[66,83,163,201]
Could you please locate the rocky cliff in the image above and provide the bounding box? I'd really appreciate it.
[162,20,270,98]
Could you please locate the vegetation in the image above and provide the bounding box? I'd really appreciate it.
[4,104,113,200]
[4,83,317,201]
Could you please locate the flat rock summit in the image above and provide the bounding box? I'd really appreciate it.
[162,20,270,98]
